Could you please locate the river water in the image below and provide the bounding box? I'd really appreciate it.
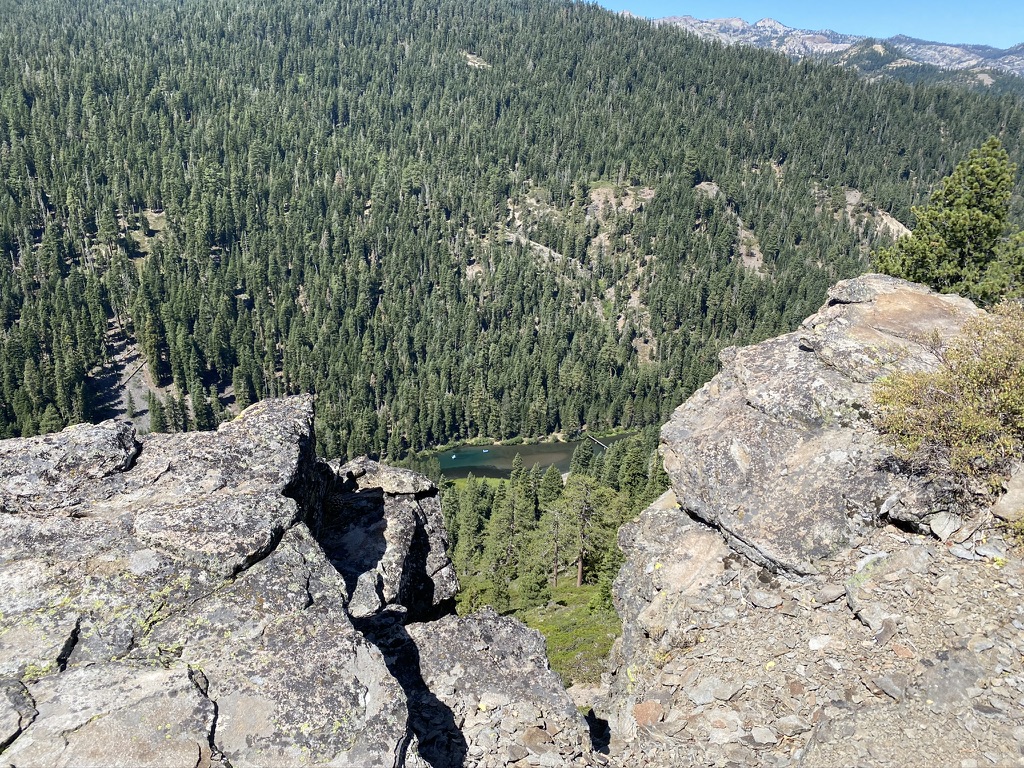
[430,433,635,479]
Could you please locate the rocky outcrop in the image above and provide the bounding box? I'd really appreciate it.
[0,397,595,767]
[408,610,594,766]
[322,456,458,622]
[602,275,1024,766]
[661,273,983,576]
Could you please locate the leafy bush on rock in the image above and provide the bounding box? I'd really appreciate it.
[872,302,1024,490]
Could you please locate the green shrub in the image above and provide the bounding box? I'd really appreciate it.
[872,302,1024,489]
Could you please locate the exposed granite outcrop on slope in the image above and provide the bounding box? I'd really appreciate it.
[661,273,983,576]
[601,275,1024,766]
[0,397,595,767]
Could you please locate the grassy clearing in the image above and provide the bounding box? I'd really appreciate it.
[447,476,502,492]
[517,580,620,687]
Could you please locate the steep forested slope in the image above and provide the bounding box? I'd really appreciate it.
[0,0,1022,456]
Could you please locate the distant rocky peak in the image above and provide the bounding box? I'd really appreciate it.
[653,14,1024,78]
[753,17,792,33]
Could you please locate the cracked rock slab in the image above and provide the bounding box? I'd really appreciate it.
[0,420,139,514]
[0,398,411,766]
[2,663,217,767]
[0,397,596,767]
[322,457,459,621]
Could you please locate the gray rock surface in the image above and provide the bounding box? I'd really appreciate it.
[600,276,1024,767]
[602,486,1024,767]
[407,609,595,767]
[660,273,983,576]
[0,397,595,767]
[993,465,1024,522]
[324,456,459,621]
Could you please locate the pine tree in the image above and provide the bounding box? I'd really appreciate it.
[38,404,64,434]
[192,388,215,431]
[557,475,603,588]
[875,137,1024,304]
[453,474,487,575]
[618,437,650,498]
[481,482,514,612]
[233,366,252,411]
[209,385,225,424]
[569,441,595,477]
[147,391,167,433]
[538,464,564,509]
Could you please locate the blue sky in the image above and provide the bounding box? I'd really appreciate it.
[598,1,1024,49]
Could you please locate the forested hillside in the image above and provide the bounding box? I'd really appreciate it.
[1,0,1022,457]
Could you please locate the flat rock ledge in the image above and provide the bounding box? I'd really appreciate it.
[0,397,596,767]
[599,275,1024,767]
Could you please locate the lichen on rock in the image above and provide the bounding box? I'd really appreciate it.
[660,273,985,576]
[601,275,1024,767]
[0,396,597,767]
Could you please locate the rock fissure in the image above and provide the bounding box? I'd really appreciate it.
[128,577,239,654]
[0,396,598,767]
[0,679,37,753]
[227,520,295,579]
[54,617,81,673]
[352,612,469,768]
[56,712,103,747]
[187,667,229,768]
[684,499,813,580]
[0,719,22,752]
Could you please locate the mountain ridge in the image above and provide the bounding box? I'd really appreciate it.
[2,0,1022,453]
[656,14,1024,80]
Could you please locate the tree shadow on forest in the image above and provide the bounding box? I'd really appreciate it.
[86,328,128,422]
[88,364,127,421]
[314,484,468,768]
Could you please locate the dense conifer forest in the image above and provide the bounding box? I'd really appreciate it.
[3,0,1024,682]
[0,0,1022,459]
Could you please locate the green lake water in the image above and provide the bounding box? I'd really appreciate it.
[431,433,634,479]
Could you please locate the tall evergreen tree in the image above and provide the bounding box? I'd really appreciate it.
[148,392,167,433]
[876,137,1024,303]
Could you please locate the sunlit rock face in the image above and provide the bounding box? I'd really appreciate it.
[601,276,1024,767]
[661,273,981,576]
[0,396,596,768]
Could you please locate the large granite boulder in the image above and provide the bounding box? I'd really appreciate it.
[661,273,983,576]
[600,275,1024,767]
[0,397,596,767]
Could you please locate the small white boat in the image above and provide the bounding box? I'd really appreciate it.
[482,449,489,453]
[451,454,456,459]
